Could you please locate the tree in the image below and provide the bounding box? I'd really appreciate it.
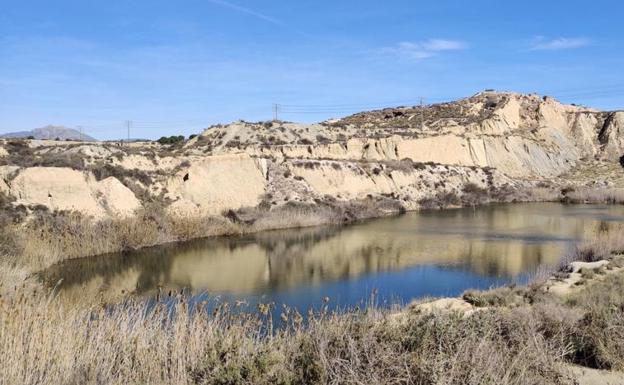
[156,135,185,145]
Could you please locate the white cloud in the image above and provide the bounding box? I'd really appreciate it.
[421,39,467,51]
[529,37,590,51]
[384,39,467,60]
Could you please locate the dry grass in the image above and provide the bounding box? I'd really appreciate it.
[566,272,624,370]
[418,184,564,210]
[486,185,624,206]
[563,187,624,204]
[5,265,623,384]
[563,231,624,267]
[1,198,405,272]
[462,285,530,308]
[2,212,624,384]
[528,231,624,286]
[1,206,242,271]
[0,287,582,385]
[523,186,563,202]
[250,204,342,231]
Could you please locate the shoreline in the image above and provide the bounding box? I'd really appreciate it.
[34,202,624,306]
[31,195,622,268]
[2,191,624,299]
[3,233,624,384]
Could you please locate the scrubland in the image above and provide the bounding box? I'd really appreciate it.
[3,180,623,271]
[1,225,624,384]
[2,165,624,384]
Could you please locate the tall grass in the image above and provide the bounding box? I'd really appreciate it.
[0,289,580,385]
[3,183,624,271]
[563,187,624,204]
[2,199,404,271]
[529,231,624,285]
[2,205,624,384]
[3,208,242,271]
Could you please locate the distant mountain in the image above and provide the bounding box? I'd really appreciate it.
[0,125,97,141]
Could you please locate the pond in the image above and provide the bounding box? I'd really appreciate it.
[42,203,624,313]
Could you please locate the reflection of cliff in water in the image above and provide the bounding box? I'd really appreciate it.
[41,203,624,303]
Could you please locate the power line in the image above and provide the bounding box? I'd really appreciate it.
[274,85,624,117]
[125,120,132,143]
[272,104,280,121]
[28,84,623,139]
[420,97,424,130]
[274,95,468,117]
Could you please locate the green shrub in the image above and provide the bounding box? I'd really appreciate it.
[157,135,185,145]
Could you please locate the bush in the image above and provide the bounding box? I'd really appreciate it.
[315,135,330,144]
[157,135,185,145]
[567,273,624,370]
[89,163,153,186]
[0,142,85,169]
[419,191,461,209]
[461,182,489,207]
[462,286,527,308]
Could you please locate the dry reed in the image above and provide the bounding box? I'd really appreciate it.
[2,206,624,384]
[0,288,582,385]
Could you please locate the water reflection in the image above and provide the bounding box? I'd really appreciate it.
[42,203,624,306]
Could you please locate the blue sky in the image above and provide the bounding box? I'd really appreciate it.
[1,0,623,139]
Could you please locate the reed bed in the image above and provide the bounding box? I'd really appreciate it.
[1,198,403,271]
[4,266,624,385]
[3,185,624,271]
[563,187,624,204]
[0,287,582,385]
[2,200,624,384]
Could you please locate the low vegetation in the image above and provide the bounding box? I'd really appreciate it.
[3,235,624,384]
[562,186,624,204]
[0,197,405,271]
[157,135,186,145]
[419,183,624,210]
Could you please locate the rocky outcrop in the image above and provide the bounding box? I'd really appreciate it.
[198,93,619,180]
[1,167,140,218]
[283,160,504,210]
[165,153,267,216]
[243,134,577,178]
[1,92,623,222]
[599,112,624,161]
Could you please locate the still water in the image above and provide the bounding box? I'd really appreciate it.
[42,203,624,311]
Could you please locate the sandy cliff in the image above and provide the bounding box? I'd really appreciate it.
[1,91,622,224]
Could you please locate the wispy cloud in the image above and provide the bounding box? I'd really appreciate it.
[383,39,467,60]
[205,0,311,37]
[529,37,590,51]
[206,0,285,27]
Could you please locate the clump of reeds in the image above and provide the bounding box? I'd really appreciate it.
[0,287,582,385]
[1,198,406,272]
[563,187,624,204]
[3,217,624,384]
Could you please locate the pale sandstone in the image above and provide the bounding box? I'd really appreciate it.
[570,260,610,273]
[600,112,624,161]
[3,92,624,220]
[410,298,477,316]
[165,153,266,216]
[6,167,140,218]
[567,365,624,385]
[94,177,142,217]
